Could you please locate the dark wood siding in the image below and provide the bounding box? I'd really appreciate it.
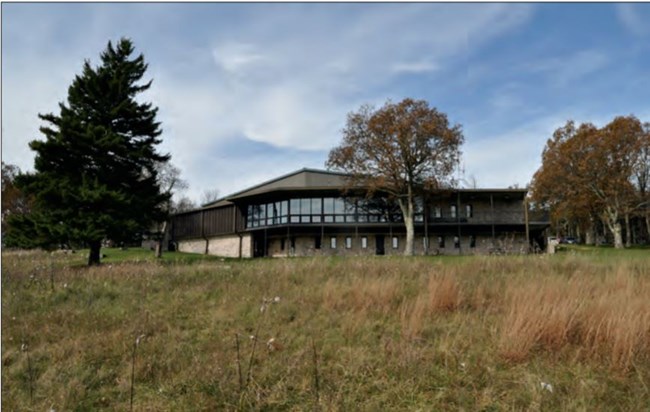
[172,205,244,240]
[204,206,244,235]
[172,212,203,239]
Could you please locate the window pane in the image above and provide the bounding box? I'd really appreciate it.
[330,237,337,249]
[466,204,473,218]
[323,198,334,214]
[361,237,368,248]
[450,205,457,218]
[334,198,345,214]
[290,199,300,215]
[281,201,288,216]
[312,215,321,223]
[344,199,356,215]
[299,198,310,214]
[345,237,352,249]
[300,215,310,223]
[335,215,345,223]
[324,215,334,223]
[311,198,322,214]
[392,236,399,249]
[438,236,445,248]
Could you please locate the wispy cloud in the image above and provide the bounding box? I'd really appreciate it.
[3,3,648,202]
[212,42,266,74]
[391,61,438,74]
[525,49,609,87]
[616,4,649,36]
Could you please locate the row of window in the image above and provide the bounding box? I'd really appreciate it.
[279,235,477,251]
[246,197,474,228]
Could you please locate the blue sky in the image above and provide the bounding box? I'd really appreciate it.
[3,3,650,202]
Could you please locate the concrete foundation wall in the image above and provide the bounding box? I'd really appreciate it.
[177,234,253,258]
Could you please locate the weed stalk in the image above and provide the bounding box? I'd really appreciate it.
[311,337,320,409]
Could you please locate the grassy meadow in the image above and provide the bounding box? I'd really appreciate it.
[2,246,649,410]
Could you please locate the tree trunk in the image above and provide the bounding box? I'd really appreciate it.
[398,193,415,256]
[612,222,624,249]
[155,221,168,258]
[603,207,624,249]
[88,240,101,266]
[624,213,632,248]
[585,216,596,245]
[404,213,414,256]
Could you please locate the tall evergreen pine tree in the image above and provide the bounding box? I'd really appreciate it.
[14,38,170,265]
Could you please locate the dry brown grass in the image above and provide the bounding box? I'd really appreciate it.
[498,263,650,370]
[2,248,650,410]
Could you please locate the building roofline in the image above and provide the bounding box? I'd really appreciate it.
[201,168,351,207]
[199,167,528,208]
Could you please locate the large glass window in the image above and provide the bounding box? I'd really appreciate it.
[290,199,300,223]
[245,196,410,228]
[414,197,424,223]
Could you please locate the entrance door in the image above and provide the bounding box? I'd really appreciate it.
[253,233,267,257]
[375,235,385,255]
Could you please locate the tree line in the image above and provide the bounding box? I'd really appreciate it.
[530,117,649,248]
[3,37,648,264]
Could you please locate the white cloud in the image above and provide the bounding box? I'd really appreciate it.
[391,61,438,74]
[616,4,649,36]
[1,3,536,201]
[212,42,266,74]
[525,50,609,87]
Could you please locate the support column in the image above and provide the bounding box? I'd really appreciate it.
[490,194,495,244]
[524,196,530,253]
[457,191,462,255]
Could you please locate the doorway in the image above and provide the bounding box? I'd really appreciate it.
[375,235,385,255]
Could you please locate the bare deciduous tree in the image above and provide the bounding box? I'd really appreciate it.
[200,189,221,206]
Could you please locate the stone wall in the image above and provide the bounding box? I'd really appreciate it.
[265,232,529,257]
[177,234,253,258]
[177,238,207,254]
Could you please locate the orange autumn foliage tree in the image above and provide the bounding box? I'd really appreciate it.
[327,99,464,255]
[532,116,648,248]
